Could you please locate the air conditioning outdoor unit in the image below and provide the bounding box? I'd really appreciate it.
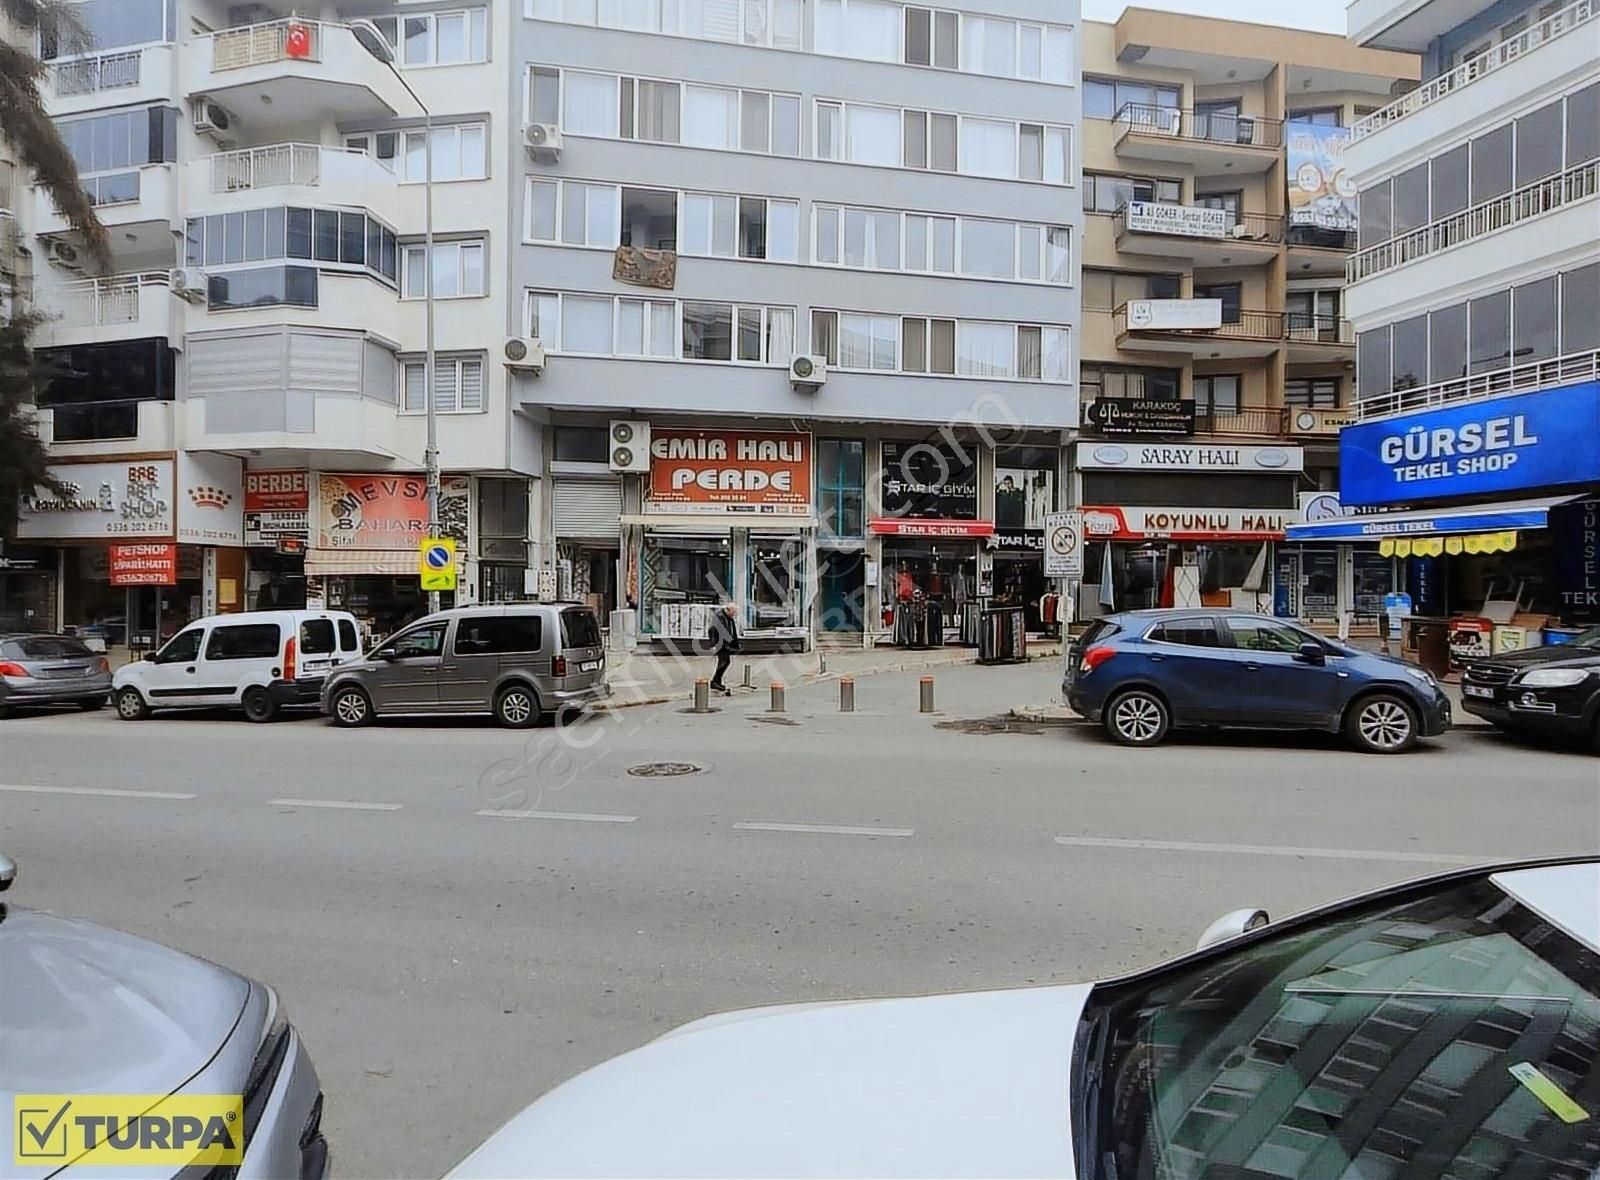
[524,123,562,162]
[170,267,207,303]
[193,99,233,141]
[503,337,546,373]
[43,239,83,271]
[608,420,650,473]
[790,354,827,392]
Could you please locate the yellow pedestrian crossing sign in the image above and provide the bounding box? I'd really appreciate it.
[418,536,457,591]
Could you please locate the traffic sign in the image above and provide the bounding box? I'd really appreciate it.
[1044,511,1083,579]
[418,536,458,591]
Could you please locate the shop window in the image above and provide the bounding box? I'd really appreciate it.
[204,623,281,661]
[817,438,864,538]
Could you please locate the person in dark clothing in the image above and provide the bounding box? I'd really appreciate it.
[707,601,741,695]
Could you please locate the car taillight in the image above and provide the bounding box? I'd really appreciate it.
[0,661,26,678]
[1079,646,1117,675]
[96,657,111,674]
[283,636,297,681]
[551,655,568,677]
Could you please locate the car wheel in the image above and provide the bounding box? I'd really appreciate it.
[77,696,106,711]
[115,687,151,721]
[1104,689,1170,747]
[241,686,279,723]
[495,685,540,729]
[1347,693,1418,754]
[328,685,373,728]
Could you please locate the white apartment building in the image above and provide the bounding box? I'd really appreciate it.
[6,0,519,644]
[1284,0,1599,632]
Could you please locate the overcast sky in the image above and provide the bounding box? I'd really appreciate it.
[1081,0,1349,35]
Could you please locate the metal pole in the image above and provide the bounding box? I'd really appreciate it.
[769,680,785,712]
[839,677,854,712]
[692,678,710,713]
[422,102,440,614]
[919,675,934,713]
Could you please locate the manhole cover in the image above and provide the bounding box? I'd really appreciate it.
[627,761,705,778]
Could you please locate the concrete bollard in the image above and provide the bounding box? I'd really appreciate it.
[742,663,753,689]
[692,678,711,713]
[770,680,786,712]
[919,675,934,714]
[840,677,855,712]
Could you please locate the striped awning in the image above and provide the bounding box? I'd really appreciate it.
[304,549,417,577]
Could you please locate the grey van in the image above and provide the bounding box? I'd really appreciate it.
[320,604,610,728]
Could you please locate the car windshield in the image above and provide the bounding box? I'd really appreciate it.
[2,636,93,660]
[1078,876,1600,1180]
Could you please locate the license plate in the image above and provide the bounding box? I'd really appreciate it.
[579,660,600,672]
[1462,685,1494,699]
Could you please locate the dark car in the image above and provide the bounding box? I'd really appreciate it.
[0,632,112,716]
[1064,609,1451,753]
[1459,627,1600,749]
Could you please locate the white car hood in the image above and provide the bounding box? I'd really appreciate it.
[448,983,1092,1179]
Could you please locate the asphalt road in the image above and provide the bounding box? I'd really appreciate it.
[2,659,1597,1177]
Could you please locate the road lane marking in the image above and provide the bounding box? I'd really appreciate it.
[268,798,402,812]
[0,783,196,801]
[476,809,638,823]
[1052,835,1482,865]
[734,821,914,838]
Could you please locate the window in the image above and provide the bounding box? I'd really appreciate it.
[1392,314,1428,389]
[55,105,179,204]
[1018,123,1068,182]
[816,439,865,537]
[620,187,677,251]
[1082,363,1179,401]
[682,194,797,260]
[454,615,542,655]
[385,623,447,659]
[527,291,560,342]
[1470,124,1513,204]
[962,218,1014,279]
[684,84,738,148]
[845,103,901,166]
[527,180,558,241]
[1083,78,1182,120]
[957,320,1012,377]
[1515,100,1563,185]
[530,66,560,124]
[39,0,172,56]
[1357,326,1391,398]
[1224,616,1310,653]
[562,70,619,136]
[1569,82,1600,166]
[903,6,958,68]
[1430,144,1469,220]
[1194,374,1241,416]
[1469,289,1511,372]
[844,207,900,269]
[1562,262,1600,353]
[300,619,336,655]
[959,117,1015,178]
[682,192,736,257]
[903,109,958,171]
[205,266,319,311]
[337,620,359,652]
[815,0,899,61]
[204,624,282,661]
[401,123,487,182]
[1513,276,1558,363]
[563,295,616,353]
[1194,282,1241,324]
[1083,270,1180,311]
[900,316,957,373]
[680,301,790,363]
[1148,618,1220,646]
[554,426,610,462]
[1392,162,1430,235]
[1429,301,1468,384]
[622,78,681,142]
[403,240,486,299]
[904,213,956,273]
[185,208,396,284]
[1084,173,1181,213]
[1285,378,1339,407]
[561,182,619,247]
[402,357,486,413]
[839,312,898,370]
[1360,178,1391,246]
[157,628,204,664]
[962,14,1016,77]
[400,9,488,65]
[617,298,678,357]
[1286,290,1339,333]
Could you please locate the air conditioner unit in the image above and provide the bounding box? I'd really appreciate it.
[608,420,651,473]
[193,99,233,141]
[1230,223,1258,240]
[790,354,827,392]
[43,239,83,271]
[503,336,545,373]
[170,267,207,303]
[524,123,562,162]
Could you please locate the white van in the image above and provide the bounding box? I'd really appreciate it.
[112,609,364,722]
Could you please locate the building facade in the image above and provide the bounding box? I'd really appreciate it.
[1075,9,1416,627]
[1288,0,1600,645]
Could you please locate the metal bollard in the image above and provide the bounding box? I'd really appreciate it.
[742,663,753,689]
[819,652,828,674]
[770,680,786,712]
[919,675,934,714]
[692,678,711,713]
[840,677,855,712]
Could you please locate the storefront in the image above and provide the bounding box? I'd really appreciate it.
[553,475,622,619]
[0,545,59,632]
[991,446,1058,631]
[243,469,310,610]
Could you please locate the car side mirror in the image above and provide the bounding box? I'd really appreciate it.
[1295,641,1326,666]
[1197,907,1270,950]
[371,648,395,661]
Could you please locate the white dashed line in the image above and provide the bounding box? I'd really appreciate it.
[268,798,403,812]
[476,809,638,823]
[1052,835,1482,865]
[0,783,197,801]
[734,821,914,838]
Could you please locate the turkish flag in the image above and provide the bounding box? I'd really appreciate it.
[285,22,312,58]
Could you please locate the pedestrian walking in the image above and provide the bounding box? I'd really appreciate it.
[707,601,741,696]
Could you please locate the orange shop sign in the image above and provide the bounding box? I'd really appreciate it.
[108,543,178,586]
[316,474,429,549]
[648,429,811,515]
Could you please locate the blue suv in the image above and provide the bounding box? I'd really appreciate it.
[1064,610,1451,753]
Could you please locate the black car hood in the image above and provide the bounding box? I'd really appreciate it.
[1471,645,1600,669]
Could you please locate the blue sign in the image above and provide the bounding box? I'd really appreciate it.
[1382,591,1412,639]
[1339,381,1600,507]
[1552,497,1600,621]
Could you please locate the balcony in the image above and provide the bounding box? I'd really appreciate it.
[1284,405,1359,437]
[1354,348,1600,421]
[35,272,180,348]
[1284,314,1355,362]
[183,393,402,464]
[189,143,402,224]
[1114,202,1282,267]
[1113,104,1284,175]
[46,46,178,118]
[186,19,411,125]
[1193,407,1291,438]
[1115,303,1283,358]
[37,399,177,455]
[32,164,178,256]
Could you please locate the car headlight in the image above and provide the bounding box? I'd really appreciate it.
[1404,667,1437,688]
[1515,667,1593,688]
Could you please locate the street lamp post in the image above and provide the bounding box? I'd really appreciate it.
[351,20,442,612]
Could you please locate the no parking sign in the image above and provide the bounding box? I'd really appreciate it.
[418,536,457,591]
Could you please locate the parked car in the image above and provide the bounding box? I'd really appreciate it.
[0,633,112,716]
[0,853,328,1175]
[1460,627,1600,749]
[446,855,1599,1178]
[112,609,364,723]
[1063,609,1450,753]
[321,603,610,729]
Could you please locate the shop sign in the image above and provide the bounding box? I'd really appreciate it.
[316,474,429,549]
[880,440,979,520]
[1299,491,1350,521]
[648,429,811,515]
[244,470,311,547]
[869,519,994,538]
[1552,497,1600,620]
[1289,407,1356,435]
[177,452,244,546]
[109,543,178,587]
[1339,381,1600,507]
[18,460,174,540]
[988,529,1044,552]
[1082,505,1299,541]
[1125,299,1222,331]
[1124,200,1229,239]
[1078,442,1304,473]
[1083,398,1195,437]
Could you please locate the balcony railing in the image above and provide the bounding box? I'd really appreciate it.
[1286,314,1355,346]
[1353,0,1598,140]
[1115,304,1286,341]
[1194,407,1288,437]
[43,272,170,328]
[1115,202,1284,245]
[1287,225,1357,252]
[210,18,325,72]
[1349,160,1600,283]
[208,143,364,193]
[1355,348,1600,420]
[50,49,143,97]
[1114,103,1284,150]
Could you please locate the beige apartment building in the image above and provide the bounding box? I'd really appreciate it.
[1074,10,1418,623]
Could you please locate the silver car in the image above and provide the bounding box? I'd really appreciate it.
[0,633,112,717]
[322,603,611,728]
[0,855,328,1176]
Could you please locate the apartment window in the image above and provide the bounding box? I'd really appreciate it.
[962,218,1014,279]
[1083,270,1180,311]
[401,9,489,65]
[530,0,800,46]
[185,207,397,284]
[1194,282,1241,324]
[527,180,557,241]
[562,294,616,353]
[561,181,619,246]
[205,266,318,311]
[620,187,678,250]
[681,192,796,260]
[1470,124,1513,204]
[684,84,742,149]
[1392,163,1430,236]
[530,67,561,124]
[840,312,899,370]
[816,439,865,537]
[1083,363,1179,401]
[904,214,956,273]
[815,0,899,61]
[39,0,173,56]
[903,6,958,68]
[403,240,486,299]
[900,317,957,373]
[1430,144,1469,220]
[1429,302,1468,384]
[1286,290,1338,332]
[1285,378,1339,407]
[1357,326,1391,398]
[1018,123,1069,183]
[823,101,900,167]
[346,131,400,171]
[1288,108,1341,127]
[401,123,487,183]
[1513,277,1558,363]
[903,110,958,171]
[1083,78,1181,120]
[844,207,900,269]
[562,70,619,136]
[1392,314,1428,389]
[959,117,1016,178]
[1570,83,1600,166]
[683,301,792,362]
[403,356,486,413]
[1194,375,1241,416]
[1562,262,1600,353]
[1469,289,1511,372]
[956,320,1013,377]
[1083,173,1181,213]
[1359,178,1392,246]
[961,14,1015,76]
[1515,101,1564,185]
[1017,325,1070,381]
[682,301,731,360]
[56,105,178,203]
[616,298,678,357]
[554,427,610,462]
[527,291,560,342]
